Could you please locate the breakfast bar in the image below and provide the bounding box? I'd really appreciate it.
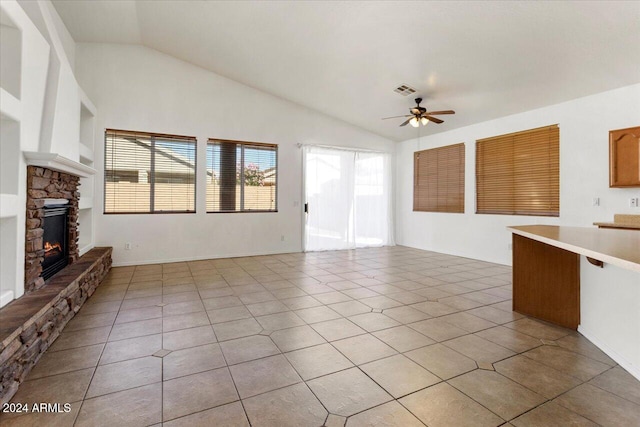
[508,225,640,379]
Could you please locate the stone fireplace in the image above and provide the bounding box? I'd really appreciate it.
[24,166,79,292]
[0,164,111,404]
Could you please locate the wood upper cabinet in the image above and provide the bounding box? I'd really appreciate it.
[609,126,640,187]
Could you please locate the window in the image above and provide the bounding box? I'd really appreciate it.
[413,143,465,213]
[476,124,559,216]
[206,139,277,212]
[104,129,196,214]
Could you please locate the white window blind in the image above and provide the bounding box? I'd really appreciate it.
[206,139,277,212]
[104,129,196,214]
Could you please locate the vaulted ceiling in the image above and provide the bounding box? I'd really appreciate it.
[52,1,640,141]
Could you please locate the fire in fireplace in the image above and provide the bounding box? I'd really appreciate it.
[42,204,69,280]
[44,241,64,257]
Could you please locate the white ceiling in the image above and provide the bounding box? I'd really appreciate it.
[52,1,640,141]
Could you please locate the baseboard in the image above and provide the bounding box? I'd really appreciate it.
[578,325,640,381]
[110,248,303,267]
[396,242,511,267]
[110,244,400,267]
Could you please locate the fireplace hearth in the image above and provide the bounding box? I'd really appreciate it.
[42,204,69,280]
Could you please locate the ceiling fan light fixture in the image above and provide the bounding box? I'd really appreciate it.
[381,98,454,127]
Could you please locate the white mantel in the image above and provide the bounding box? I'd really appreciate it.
[23,151,95,178]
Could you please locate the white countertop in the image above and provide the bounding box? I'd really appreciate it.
[508,225,640,273]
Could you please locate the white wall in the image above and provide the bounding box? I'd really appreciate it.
[18,0,74,71]
[579,258,640,379]
[33,0,81,159]
[75,43,394,266]
[396,84,640,265]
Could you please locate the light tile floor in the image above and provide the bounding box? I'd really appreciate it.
[2,246,639,426]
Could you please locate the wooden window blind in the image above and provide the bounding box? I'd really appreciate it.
[206,139,277,213]
[414,143,465,213]
[104,129,196,214]
[476,124,559,216]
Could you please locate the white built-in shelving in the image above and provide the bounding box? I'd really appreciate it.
[78,89,97,256]
[78,207,93,256]
[1,1,99,307]
[0,6,21,102]
[0,216,17,305]
[79,142,94,164]
[0,2,23,308]
[0,87,20,122]
[0,7,21,200]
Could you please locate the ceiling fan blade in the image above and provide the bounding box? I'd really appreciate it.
[424,115,444,124]
[410,108,422,115]
[425,110,455,115]
[399,117,413,127]
[381,115,411,120]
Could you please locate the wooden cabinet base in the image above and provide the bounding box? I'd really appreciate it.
[512,234,580,329]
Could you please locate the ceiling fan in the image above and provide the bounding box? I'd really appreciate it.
[383,97,455,127]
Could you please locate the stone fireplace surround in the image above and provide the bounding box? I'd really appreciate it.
[0,165,112,404]
[25,166,80,293]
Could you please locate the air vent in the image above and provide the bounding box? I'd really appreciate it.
[393,85,416,96]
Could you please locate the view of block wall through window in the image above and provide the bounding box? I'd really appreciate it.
[206,140,277,212]
[104,130,196,213]
[413,143,465,213]
[476,124,559,216]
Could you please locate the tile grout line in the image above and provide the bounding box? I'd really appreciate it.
[71,273,131,426]
[12,247,634,426]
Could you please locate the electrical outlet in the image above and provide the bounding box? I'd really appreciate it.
[281,235,285,241]
[125,243,132,250]
[592,197,600,207]
[631,198,639,208]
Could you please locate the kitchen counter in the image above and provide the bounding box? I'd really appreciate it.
[593,214,640,230]
[593,222,640,230]
[508,225,640,272]
[508,224,640,380]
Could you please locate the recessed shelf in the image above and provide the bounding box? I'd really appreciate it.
[78,87,96,116]
[0,6,22,101]
[0,88,21,122]
[0,216,18,308]
[0,193,18,218]
[79,197,93,210]
[78,207,93,257]
[79,143,94,164]
[0,290,14,308]
[0,118,20,195]
[79,88,96,153]
[77,87,96,263]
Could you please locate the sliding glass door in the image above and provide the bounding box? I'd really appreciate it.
[303,146,393,251]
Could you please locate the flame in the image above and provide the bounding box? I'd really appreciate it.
[44,241,63,257]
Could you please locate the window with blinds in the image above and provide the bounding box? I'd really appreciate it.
[413,143,465,213]
[206,139,277,212]
[104,129,196,214]
[476,124,559,216]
